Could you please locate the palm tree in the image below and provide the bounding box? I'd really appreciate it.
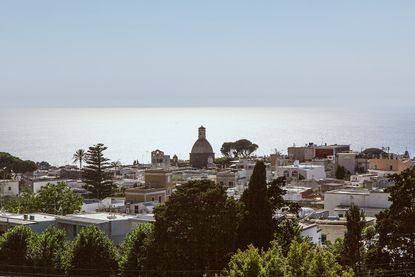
[110,161,121,177]
[73,149,86,169]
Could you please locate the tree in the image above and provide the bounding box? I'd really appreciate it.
[29,226,69,274]
[224,241,352,277]
[36,182,83,215]
[369,167,415,271]
[239,161,274,249]
[342,205,365,271]
[69,226,118,276]
[36,161,50,170]
[1,190,38,213]
[111,160,122,177]
[220,139,259,158]
[221,142,235,157]
[0,152,37,177]
[223,242,288,277]
[119,224,153,277]
[2,182,82,215]
[267,177,287,211]
[73,149,86,169]
[287,241,347,277]
[0,225,36,274]
[144,180,241,274]
[274,217,303,255]
[234,139,258,158]
[336,165,346,180]
[82,143,115,199]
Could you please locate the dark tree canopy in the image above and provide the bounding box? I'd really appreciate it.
[69,226,118,276]
[335,165,346,180]
[0,225,35,272]
[0,152,37,177]
[29,226,68,275]
[239,161,274,249]
[119,223,153,277]
[220,139,258,158]
[82,143,115,199]
[342,205,365,271]
[145,180,241,274]
[371,167,415,270]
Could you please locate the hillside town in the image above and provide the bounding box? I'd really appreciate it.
[0,125,413,248]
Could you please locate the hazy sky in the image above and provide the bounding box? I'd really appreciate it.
[1,1,414,107]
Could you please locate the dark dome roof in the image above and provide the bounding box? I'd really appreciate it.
[362,148,386,155]
[191,138,214,154]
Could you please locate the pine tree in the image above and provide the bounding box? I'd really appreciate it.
[239,161,274,249]
[82,143,115,199]
[342,205,365,271]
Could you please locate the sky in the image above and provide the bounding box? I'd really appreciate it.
[1,1,414,108]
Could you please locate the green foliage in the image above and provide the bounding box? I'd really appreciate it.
[220,139,259,158]
[73,148,86,169]
[0,152,37,176]
[69,225,118,276]
[335,165,346,180]
[287,241,344,277]
[82,143,116,199]
[267,177,287,211]
[145,180,241,274]
[1,190,38,213]
[37,182,83,215]
[342,206,365,271]
[370,167,415,270]
[224,241,351,277]
[29,226,69,274]
[0,225,36,273]
[325,238,344,265]
[1,182,82,215]
[239,161,274,249]
[274,217,303,255]
[119,223,153,277]
[223,242,288,277]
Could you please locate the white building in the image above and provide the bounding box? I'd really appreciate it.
[283,186,313,202]
[55,212,154,244]
[0,180,19,197]
[0,213,56,234]
[230,159,273,185]
[276,162,326,180]
[300,222,322,246]
[324,188,391,217]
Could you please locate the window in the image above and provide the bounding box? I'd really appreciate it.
[219,181,224,186]
[229,181,234,187]
[134,205,139,214]
[321,234,327,243]
[390,165,393,170]
[8,187,11,191]
[151,197,155,202]
[339,213,343,218]
[158,196,162,203]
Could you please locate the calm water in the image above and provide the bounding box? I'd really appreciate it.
[0,107,414,166]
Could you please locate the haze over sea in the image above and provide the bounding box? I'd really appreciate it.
[0,107,414,166]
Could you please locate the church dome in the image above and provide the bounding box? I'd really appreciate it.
[191,138,214,154]
[190,126,215,169]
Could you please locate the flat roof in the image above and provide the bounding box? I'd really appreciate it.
[0,213,56,224]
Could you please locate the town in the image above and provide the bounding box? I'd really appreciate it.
[0,125,413,276]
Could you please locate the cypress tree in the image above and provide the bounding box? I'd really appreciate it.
[239,161,274,249]
[82,143,115,199]
[342,205,365,271]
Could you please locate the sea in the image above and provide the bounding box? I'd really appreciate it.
[0,107,414,166]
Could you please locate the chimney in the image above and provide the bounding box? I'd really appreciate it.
[198,126,206,139]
